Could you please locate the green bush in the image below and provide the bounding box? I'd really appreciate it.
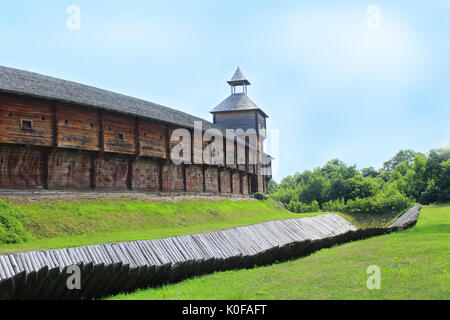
[322,188,412,214]
[270,188,297,204]
[0,200,28,244]
[287,200,320,213]
[322,198,346,212]
[252,192,268,200]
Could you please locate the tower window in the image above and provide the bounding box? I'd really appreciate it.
[116,132,125,141]
[21,119,33,130]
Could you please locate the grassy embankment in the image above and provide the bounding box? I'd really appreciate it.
[0,199,299,254]
[0,197,405,255]
[109,204,449,300]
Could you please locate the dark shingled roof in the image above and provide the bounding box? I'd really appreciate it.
[210,93,268,118]
[0,65,220,131]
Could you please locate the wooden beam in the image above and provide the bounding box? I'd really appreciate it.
[99,110,104,154]
[230,170,233,194]
[182,163,187,192]
[90,152,97,190]
[202,165,206,193]
[165,125,170,160]
[223,134,227,167]
[127,157,133,190]
[51,103,58,151]
[135,118,140,159]
[217,168,221,193]
[254,111,258,136]
[42,148,50,189]
[159,159,164,192]
[240,172,243,195]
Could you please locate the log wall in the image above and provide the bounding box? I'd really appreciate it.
[103,113,136,155]
[94,155,129,190]
[219,169,232,194]
[242,173,249,195]
[131,158,161,191]
[56,104,100,151]
[0,96,53,147]
[204,166,219,193]
[0,92,263,195]
[232,171,241,194]
[139,120,167,159]
[186,165,204,192]
[0,145,46,189]
[162,162,184,192]
[48,149,92,189]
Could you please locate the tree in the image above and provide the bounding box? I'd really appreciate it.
[345,175,380,200]
[299,174,329,205]
[390,155,427,200]
[361,167,379,178]
[380,150,424,181]
[421,157,450,203]
[267,180,279,194]
[425,148,450,180]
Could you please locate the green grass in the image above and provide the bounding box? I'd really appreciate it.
[0,197,405,255]
[109,204,450,300]
[0,199,303,254]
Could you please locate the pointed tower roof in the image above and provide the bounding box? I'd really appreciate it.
[210,93,267,117]
[227,67,251,86]
[211,67,268,118]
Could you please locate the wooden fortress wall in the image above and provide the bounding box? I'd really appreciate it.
[0,93,259,194]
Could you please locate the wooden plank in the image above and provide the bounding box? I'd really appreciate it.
[202,165,206,192]
[182,163,187,192]
[103,112,136,155]
[126,157,133,190]
[48,149,92,190]
[139,120,167,159]
[0,256,12,279]
[158,159,164,192]
[56,103,100,151]
[135,118,140,158]
[135,241,161,265]
[165,125,170,160]
[0,145,47,189]
[52,103,58,150]
[0,94,53,147]
[99,110,104,153]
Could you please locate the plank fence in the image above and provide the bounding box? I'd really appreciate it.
[0,205,421,300]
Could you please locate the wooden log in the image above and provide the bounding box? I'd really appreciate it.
[0,278,15,300]
[0,210,423,300]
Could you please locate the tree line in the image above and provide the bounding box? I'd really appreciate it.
[269,147,449,214]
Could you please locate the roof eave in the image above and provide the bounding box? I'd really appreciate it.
[227,80,251,86]
[210,108,269,118]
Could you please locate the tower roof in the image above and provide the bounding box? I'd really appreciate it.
[210,92,268,118]
[227,67,251,86]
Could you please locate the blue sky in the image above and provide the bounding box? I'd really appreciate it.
[0,0,448,181]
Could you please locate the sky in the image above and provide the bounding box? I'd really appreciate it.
[0,0,448,182]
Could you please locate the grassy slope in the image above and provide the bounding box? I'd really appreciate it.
[0,197,402,255]
[109,204,450,300]
[0,199,303,254]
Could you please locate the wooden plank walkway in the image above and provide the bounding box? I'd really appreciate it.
[0,206,421,300]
